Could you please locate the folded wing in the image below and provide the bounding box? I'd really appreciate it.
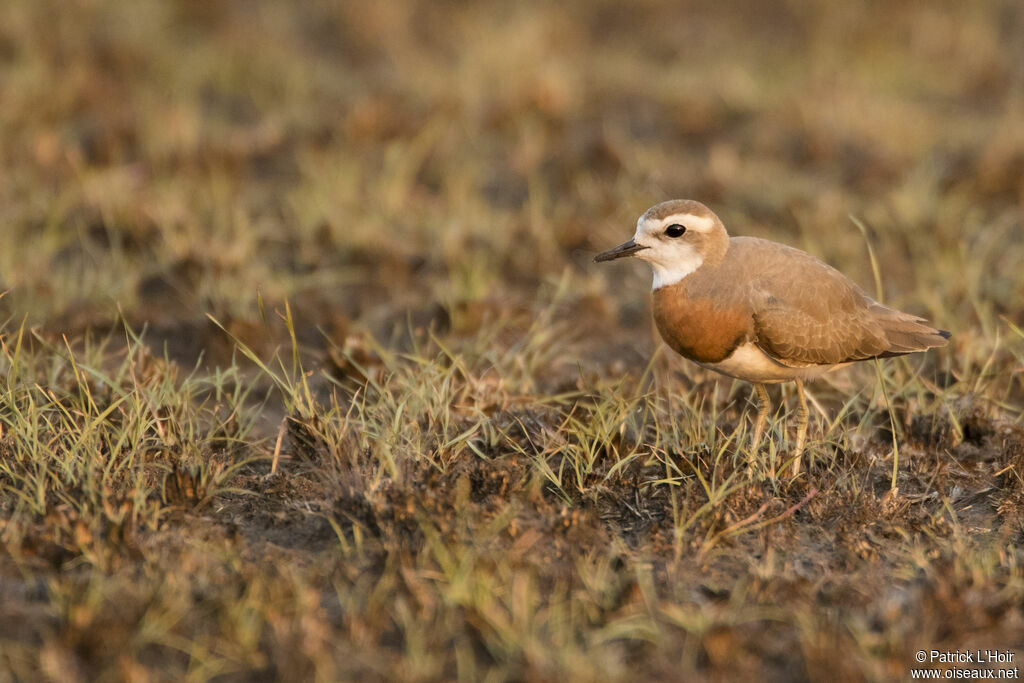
[734,239,949,367]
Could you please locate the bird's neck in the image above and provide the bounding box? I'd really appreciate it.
[651,259,702,290]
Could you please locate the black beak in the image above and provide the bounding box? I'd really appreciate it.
[594,238,648,262]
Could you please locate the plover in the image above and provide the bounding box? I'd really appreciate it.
[596,199,950,475]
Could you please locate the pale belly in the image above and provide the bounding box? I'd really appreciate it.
[694,342,848,384]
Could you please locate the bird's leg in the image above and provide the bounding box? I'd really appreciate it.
[751,383,770,452]
[792,379,809,476]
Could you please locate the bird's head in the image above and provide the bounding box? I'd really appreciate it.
[595,199,728,289]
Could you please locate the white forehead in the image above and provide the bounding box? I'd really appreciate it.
[636,212,716,235]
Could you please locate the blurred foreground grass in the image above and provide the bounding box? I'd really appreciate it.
[1,0,1023,680]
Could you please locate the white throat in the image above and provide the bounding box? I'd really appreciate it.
[650,255,702,289]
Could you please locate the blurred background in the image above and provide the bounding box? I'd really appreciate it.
[3,3,1024,680]
[1,0,1022,368]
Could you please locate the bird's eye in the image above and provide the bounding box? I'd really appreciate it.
[665,224,686,238]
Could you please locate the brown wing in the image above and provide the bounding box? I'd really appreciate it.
[725,238,946,367]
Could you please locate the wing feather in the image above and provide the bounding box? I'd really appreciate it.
[735,239,919,366]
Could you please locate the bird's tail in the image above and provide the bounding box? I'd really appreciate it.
[869,303,950,357]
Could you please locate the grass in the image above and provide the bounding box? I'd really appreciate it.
[2,0,1024,680]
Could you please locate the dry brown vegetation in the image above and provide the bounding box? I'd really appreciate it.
[1,1,1024,681]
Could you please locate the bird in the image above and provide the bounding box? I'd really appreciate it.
[595,199,950,476]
